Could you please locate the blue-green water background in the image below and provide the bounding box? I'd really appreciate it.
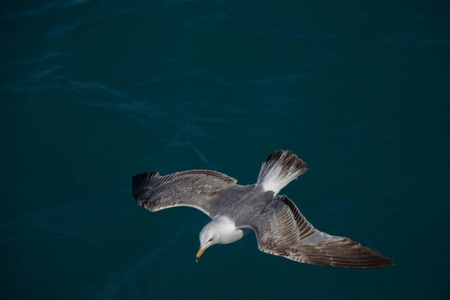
[1,1,449,299]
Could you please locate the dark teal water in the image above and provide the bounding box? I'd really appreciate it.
[1,1,449,299]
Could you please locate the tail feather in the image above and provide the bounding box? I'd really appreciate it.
[256,150,307,195]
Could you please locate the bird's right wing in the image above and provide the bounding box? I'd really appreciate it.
[242,195,393,268]
[132,170,237,217]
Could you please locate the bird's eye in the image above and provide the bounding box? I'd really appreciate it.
[208,238,213,242]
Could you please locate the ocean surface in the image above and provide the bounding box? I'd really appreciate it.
[1,1,449,299]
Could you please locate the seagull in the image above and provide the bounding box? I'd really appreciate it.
[132,150,393,268]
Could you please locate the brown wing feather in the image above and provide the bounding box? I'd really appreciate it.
[286,238,393,268]
[132,170,237,217]
[248,195,393,268]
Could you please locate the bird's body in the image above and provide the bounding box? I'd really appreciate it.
[210,185,271,221]
[132,150,393,268]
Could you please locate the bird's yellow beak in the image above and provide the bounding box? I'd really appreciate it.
[196,246,206,262]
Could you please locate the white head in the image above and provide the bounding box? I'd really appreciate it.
[196,216,244,262]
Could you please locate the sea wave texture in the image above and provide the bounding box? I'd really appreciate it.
[1,1,449,299]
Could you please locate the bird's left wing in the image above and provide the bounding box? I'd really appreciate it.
[240,195,393,268]
[132,170,237,217]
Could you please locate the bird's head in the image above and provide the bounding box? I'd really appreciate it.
[196,216,243,262]
[196,225,218,262]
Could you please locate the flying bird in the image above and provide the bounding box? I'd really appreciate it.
[132,150,393,268]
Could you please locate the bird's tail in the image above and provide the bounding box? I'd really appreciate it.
[256,150,307,195]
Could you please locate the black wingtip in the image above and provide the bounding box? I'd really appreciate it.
[132,172,159,204]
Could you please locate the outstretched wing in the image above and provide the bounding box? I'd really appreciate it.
[242,195,393,268]
[132,170,237,217]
